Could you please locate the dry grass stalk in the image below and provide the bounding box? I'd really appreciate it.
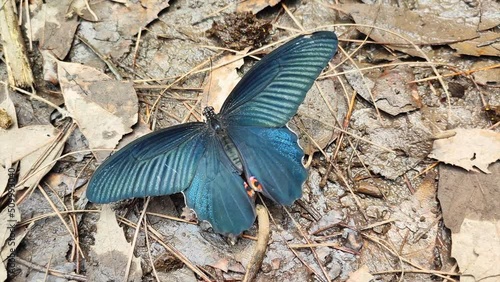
[0,0,34,87]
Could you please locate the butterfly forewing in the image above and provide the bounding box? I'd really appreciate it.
[86,123,208,203]
[220,31,338,127]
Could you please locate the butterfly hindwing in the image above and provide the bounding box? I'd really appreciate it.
[220,31,338,127]
[86,123,208,203]
[184,135,255,235]
[227,125,307,205]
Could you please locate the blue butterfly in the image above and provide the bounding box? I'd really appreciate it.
[86,31,338,235]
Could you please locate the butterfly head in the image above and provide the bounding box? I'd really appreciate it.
[203,106,224,132]
[202,106,216,119]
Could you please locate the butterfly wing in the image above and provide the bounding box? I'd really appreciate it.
[220,31,338,127]
[184,134,255,235]
[227,125,306,205]
[219,32,338,206]
[86,123,209,203]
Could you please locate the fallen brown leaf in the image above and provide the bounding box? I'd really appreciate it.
[74,0,170,60]
[438,163,500,233]
[88,205,142,281]
[57,61,138,161]
[290,79,347,155]
[209,258,229,273]
[346,265,374,282]
[429,128,500,173]
[45,173,88,196]
[451,218,500,282]
[0,125,58,163]
[18,137,65,191]
[472,61,500,85]
[28,0,80,59]
[344,64,421,116]
[450,31,500,57]
[337,4,479,57]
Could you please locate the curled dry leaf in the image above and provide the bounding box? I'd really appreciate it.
[451,218,500,282]
[429,128,500,173]
[57,61,138,162]
[88,205,142,281]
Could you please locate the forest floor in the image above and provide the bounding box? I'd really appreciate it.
[0,0,499,281]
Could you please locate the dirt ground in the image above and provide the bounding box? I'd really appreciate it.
[0,0,499,281]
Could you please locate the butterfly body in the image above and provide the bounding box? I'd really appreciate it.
[87,31,338,234]
[203,106,244,173]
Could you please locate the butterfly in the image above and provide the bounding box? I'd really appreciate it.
[86,31,338,235]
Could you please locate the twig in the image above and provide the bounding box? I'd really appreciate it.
[75,35,123,80]
[37,185,86,259]
[14,257,87,281]
[283,207,331,282]
[0,81,71,118]
[143,216,160,282]
[124,197,151,281]
[117,216,212,282]
[0,0,34,86]
[363,234,456,281]
[289,242,359,255]
[24,0,32,51]
[243,204,270,282]
[373,269,459,280]
[132,27,142,68]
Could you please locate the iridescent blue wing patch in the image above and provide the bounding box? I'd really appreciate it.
[227,125,306,205]
[86,123,208,203]
[220,31,338,127]
[184,134,255,235]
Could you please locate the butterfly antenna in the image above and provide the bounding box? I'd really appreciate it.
[204,58,214,115]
